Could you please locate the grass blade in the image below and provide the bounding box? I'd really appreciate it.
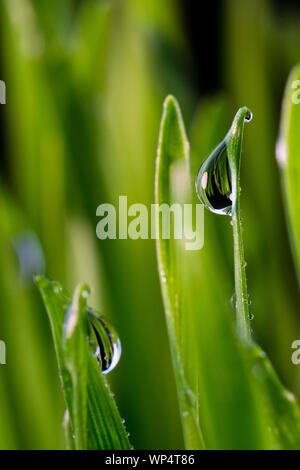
[277,64,300,282]
[155,95,205,449]
[63,283,89,449]
[156,95,300,449]
[35,275,132,450]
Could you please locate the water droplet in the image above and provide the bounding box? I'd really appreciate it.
[87,309,121,375]
[196,141,232,216]
[230,293,237,310]
[245,110,252,122]
[196,107,252,216]
[248,312,254,321]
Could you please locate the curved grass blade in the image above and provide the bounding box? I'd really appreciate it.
[35,275,131,450]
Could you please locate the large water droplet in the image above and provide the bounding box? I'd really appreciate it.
[196,141,232,215]
[87,309,121,374]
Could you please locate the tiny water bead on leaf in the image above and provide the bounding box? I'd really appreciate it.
[87,309,121,375]
[195,109,252,216]
[244,110,252,122]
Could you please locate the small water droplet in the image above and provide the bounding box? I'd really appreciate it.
[244,110,252,122]
[196,140,232,216]
[248,312,254,320]
[87,309,121,375]
[230,293,237,310]
[53,281,64,294]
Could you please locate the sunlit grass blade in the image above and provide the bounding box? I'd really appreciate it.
[35,276,132,450]
[155,95,204,449]
[277,64,300,282]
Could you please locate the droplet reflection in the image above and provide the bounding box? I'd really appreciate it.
[87,309,121,375]
[196,141,232,215]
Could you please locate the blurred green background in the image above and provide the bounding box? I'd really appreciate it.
[0,0,300,449]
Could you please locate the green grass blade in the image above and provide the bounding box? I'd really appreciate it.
[224,0,299,388]
[157,95,300,449]
[63,283,89,449]
[63,410,75,450]
[226,106,300,447]
[247,344,300,449]
[35,276,132,450]
[226,107,253,344]
[0,184,65,449]
[277,64,300,282]
[155,95,205,449]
